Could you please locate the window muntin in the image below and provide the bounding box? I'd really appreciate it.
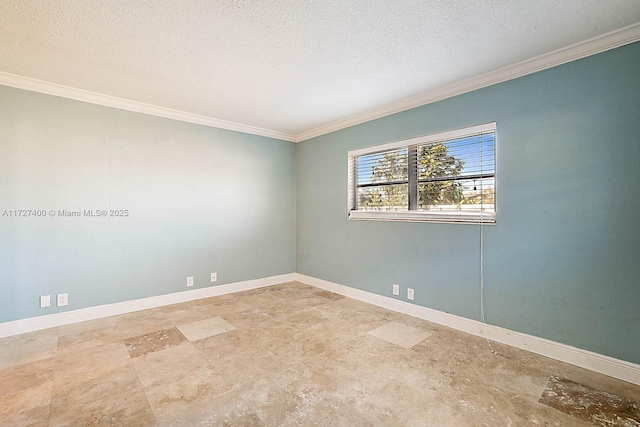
[348,123,496,224]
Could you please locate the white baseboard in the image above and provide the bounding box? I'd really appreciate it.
[0,273,296,339]
[3,271,638,386]
[295,273,640,386]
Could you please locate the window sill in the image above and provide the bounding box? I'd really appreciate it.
[348,210,496,225]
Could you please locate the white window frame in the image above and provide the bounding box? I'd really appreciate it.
[348,122,496,224]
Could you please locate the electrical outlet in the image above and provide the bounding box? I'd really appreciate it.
[57,293,68,307]
[211,272,217,282]
[407,288,415,301]
[392,284,399,295]
[187,276,194,287]
[40,295,51,308]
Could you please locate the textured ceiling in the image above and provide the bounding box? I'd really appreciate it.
[1,0,639,137]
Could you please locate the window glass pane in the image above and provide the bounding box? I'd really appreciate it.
[357,184,408,211]
[417,141,465,180]
[418,177,495,212]
[356,148,408,186]
[417,133,495,181]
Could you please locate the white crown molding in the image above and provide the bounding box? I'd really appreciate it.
[295,273,640,386]
[1,23,638,144]
[295,22,640,142]
[0,72,296,142]
[0,273,295,338]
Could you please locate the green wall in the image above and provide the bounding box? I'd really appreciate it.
[0,86,296,322]
[296,42,640,364]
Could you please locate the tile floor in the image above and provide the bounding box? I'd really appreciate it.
[1,281,639,426]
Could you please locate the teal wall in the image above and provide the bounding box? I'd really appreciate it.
[0,86,296,323]
[2,42,639,365]
[296,42,640,364]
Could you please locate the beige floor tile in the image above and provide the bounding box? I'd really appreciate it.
[162,298,254,325]
[115,308,174,339]
[0,381,52,427]
[0,331,58,371]
[57,325,125,351]
[313,290,345,301]
[312,304,393,339]
[194,296,256,314]
[222,306,276,331]
[48,361,154,426]
[237,367,329,426]
[411,329,551,402]
[347,378,456,426]
[0,357,55,399]
[331,295,399,318]
[154,391,264,426]
[333,341,450,399]
[266,323,357,369]
[261,290,336,317]
[177,316,236,341]
[269,281,315,292]
[232,285,323,313]
[193,328,288,388]
[53,341,133,392]
[270,305,332,327]
[269,283,322,303]
[367,320,432,349]
[53,315,118,337]
[132,342,235,419]
[231,290,282,308]
[160,304,218,325]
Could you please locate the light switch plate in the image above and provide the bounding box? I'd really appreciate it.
[40,295,51,308]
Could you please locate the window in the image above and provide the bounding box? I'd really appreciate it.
[348,123,496,224]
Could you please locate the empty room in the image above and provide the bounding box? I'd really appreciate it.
[1,1,639,426]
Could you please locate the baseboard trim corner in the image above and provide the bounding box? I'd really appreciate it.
[0,273,296,338]
[294,273,640,386]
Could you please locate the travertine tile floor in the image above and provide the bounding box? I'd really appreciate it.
[1,282,639,426]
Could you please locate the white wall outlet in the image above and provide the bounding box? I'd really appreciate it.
[211,272,217,282]
[187,276,194,287]
[407,288,415,301]
[57,293,68,307]
[392,284,399,295]
[40,295,51,308]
